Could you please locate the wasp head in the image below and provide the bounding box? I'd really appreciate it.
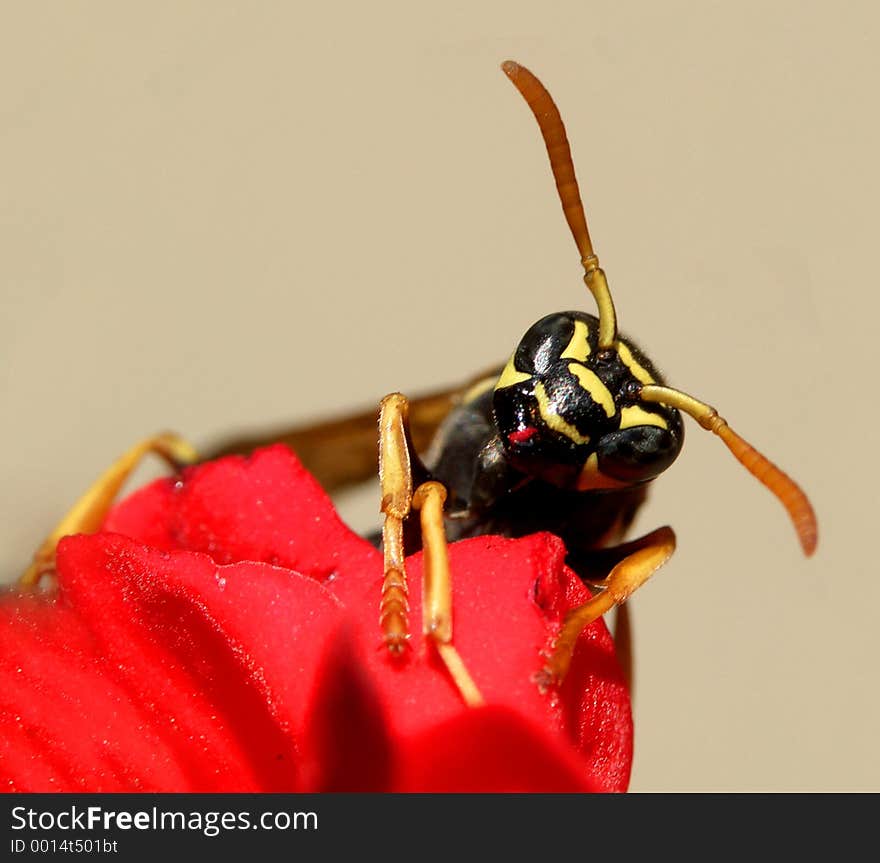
[493,311,684,491]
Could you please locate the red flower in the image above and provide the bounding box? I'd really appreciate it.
[0,445,632,792]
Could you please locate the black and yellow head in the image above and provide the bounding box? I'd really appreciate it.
[497,60,817,554]
[493,311,684,491]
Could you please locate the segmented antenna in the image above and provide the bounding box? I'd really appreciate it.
[501,60,618,349]
[640,385,818,556]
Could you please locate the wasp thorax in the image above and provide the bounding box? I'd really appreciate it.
[492,311,684,490]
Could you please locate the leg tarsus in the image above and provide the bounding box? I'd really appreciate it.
[379,565,411,654]
[435,643,484,708]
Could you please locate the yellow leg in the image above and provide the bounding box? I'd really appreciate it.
[538,526,676,689]
[413,481,484,707]
[19,432,198,590]
[377,394,484,706]
[378,394,413,652]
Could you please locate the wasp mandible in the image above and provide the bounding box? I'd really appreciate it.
[19,61,817,707]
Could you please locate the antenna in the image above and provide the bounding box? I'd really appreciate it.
[501,60,618,349]
[640,385,818,555]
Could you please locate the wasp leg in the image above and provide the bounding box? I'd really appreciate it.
[19,433,198,591]
[412,481,484,707]
[538,526,676,688]
[378,394,484,706]
[378,393,416,652]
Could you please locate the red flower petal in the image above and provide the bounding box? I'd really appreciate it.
[2,531,356,791]
[104,446,632,790]
[0,597,193,792]
[334,533,631,792]
[302,625,394,792]
[304,627,605,792]
[397,705,601,792]
[103,444,381,603]
[2,445,632,792]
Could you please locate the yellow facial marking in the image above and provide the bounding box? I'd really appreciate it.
[619,405,668,431]
[461,375,497,405]
[576,452,630,491]
[495,355,532,390]
[616,341,655,385]
[534,382,591,445]
[560,319,591,362]
[567,363,616,418]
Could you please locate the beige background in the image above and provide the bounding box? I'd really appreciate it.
[1,2,877,791]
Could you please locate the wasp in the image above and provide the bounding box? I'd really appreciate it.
[19,61,817,706]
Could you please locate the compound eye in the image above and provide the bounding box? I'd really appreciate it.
[595,426,683,483]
